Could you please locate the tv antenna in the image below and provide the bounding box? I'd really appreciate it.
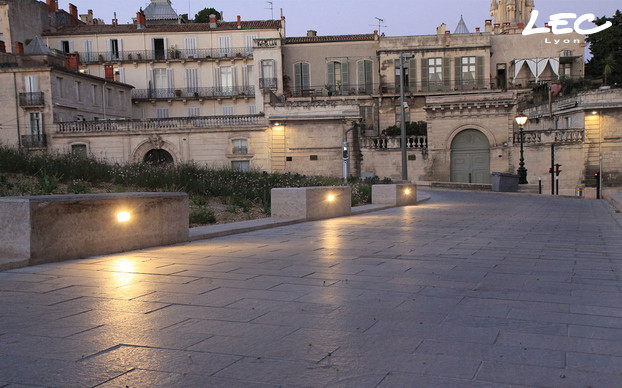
[266,1,274,20]
[370,17,387,35]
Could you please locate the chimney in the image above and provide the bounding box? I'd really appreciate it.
[485,19,492,33]
[112,11,118,26]
[445,30,451,35]
[0,40,5,53]
[15,41,24,55]
[137,10,146,29]
[209,14,217,28]
[436,23,446,35]
[104,64,114,81]
[65,53,79,70]
[46,0,57,13]
[475,27,480,32]
[69,3,78,25]
[307,30,317,37]
[237,15,241,29]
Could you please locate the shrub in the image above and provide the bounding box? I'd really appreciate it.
[67,179,91,194]
[189,207,216,225]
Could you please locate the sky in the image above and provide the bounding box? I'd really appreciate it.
[57,0,620,39]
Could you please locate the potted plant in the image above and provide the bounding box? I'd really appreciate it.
[325,84,333,96]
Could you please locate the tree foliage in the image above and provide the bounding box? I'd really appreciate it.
[585,10,622,85]
[382,121,427,137]
[194,8,222,23]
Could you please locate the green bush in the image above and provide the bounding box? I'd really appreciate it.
[189,207,216,225]
[382,121,427,137]
[37,173,60,195]
[67,179,91,194]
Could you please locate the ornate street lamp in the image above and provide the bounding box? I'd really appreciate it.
[515,114,528,184]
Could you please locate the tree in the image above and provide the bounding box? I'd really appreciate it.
[194,8,222,23]
[585,10,622,85]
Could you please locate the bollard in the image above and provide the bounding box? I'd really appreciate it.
[575,187,582,198]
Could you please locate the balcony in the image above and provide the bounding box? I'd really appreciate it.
[361,136,428,150]
[78,47,253,64]
[131,86,255,101]
[56,115,265,134]
[19,92,44,107]
[259,78,278,89]
[513,129,584,145]
[21,134,47,148]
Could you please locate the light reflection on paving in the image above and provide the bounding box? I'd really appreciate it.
[1,190,622,386]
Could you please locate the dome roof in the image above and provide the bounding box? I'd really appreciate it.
[143,0,178,20]
[455,15,470,34]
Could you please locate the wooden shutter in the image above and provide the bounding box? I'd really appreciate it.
[477,56,485,89]
[24,75,39,92]
[327,62,335,89]
[408,59,417,92]
[455,57,462,90]
[421,58,429,92]
[117,39,122,59]
[302,63,310,90]
[358,61,365,92]
[215,67,222,88]
[443,58,450,91]
[106,39,112,61]
[167,68,174,92]
[341,61,349,92]
[294,63,301,92]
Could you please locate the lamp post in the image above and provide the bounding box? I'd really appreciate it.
[515,114,528,184]
[399,51,413,181]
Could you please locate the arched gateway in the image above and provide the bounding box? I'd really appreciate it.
[143,149,174,166]
[450,129,491,184]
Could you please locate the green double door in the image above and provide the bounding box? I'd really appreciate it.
[450,129,491,184]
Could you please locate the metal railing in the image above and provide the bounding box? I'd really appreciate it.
[56,115,265,133]
[132,86,255,100]
[19,92,44,106]
[513,129,584,144]
[361,136,428,150]
[21,134,47,148]
[259,78,278,89]
[78,47,254,64]
[254,38,279,48]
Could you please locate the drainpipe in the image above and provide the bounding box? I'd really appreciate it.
[13,73,22,148]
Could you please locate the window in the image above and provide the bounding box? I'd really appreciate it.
[114,67,124,83]
[152,68,174,98]
[249,105,257,115]
[156,107,169,118]
[245,34,258,55]
[560,63,572,77]
[358,60,373,94]
[231,161,250,172]
[260,60,276,88]
[29,112,42,135]
[119,90,125,107]
[24,75,39,93]
[71,144,87,158]
[187,106,201,117]
[394,59,409,93]
[461,56,476,89]
[395,105,410,125]
[56,77,63,98]
[218,35,231,57]
[326,61,348,93]
[293,62,310,95]
[428,58,443,82]
[232,139,248,154]
[107,38,121,60]
[244,65,254,92]
[184,37,197,58]
[106,87,113,107]
[152,38,166,60]
[75,81,81,101]
[91,84,97,104]
[219,66,234,94]
[84,40,94,61]
[60,40,73,53]
[223,105,234,116]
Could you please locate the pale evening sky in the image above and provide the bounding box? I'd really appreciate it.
[56,0,619,38]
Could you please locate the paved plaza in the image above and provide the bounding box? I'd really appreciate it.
[2,190,622,387]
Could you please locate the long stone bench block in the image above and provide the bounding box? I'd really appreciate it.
[0,193,189,265]
[271,186,351,220]
[372,183,417,206]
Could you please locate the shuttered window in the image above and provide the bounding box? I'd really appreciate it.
[326,61,348,93]
[294,62,310,94]
[357,60,373,94]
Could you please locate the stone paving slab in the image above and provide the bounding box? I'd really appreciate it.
[1,190,622,386]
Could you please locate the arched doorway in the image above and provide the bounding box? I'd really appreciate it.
[143,149,174,166]
[451,129,491,184]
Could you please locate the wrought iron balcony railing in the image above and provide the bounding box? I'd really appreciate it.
[56,115,265,134]
[19,92,44,106]
[78,47,254,64]
[131,86,255,100]
[21,134,47,148]
[259,78,278,89]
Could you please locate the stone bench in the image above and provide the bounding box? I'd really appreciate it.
[0,193,188,265]
[271,186,351,220]
[372,183,417,206]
